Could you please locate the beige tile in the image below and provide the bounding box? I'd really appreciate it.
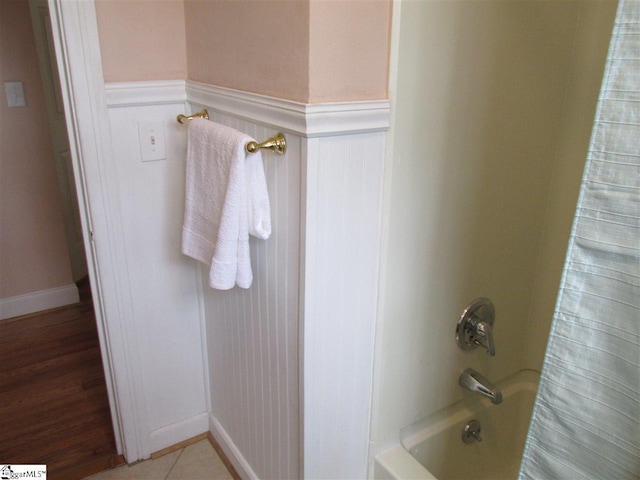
[166,440,233,480]
[84,449,182,480]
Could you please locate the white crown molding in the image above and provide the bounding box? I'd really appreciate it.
[187,81,390,136]
[104,80,390,136]
[105,80,187,107]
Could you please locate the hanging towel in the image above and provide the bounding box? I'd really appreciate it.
[182,118,271,290]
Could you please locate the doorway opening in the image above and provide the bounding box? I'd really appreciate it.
[0,1,121,477]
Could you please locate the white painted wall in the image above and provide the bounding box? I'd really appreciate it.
[370,0,616,465]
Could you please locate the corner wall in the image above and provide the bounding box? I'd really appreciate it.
[91,1,392,474]
[96,0,391,103]
[184,0,311,102]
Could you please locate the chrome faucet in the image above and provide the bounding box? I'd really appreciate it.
[459,368,503,404]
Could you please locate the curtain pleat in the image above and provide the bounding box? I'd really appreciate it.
[519,1,640,478]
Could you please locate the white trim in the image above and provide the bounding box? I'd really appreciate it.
[209,414,259,480]
[301,132,387,479]
[0,284,79,321]
[369,0,403,477]
[104,80,187,108]
[149,412,210,454]
[104,80,391,136]
[302,101,391,137]
[188,80,390,136]
[49,0,148,462]
[196,264,212,414]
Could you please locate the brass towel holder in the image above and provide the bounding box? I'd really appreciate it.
[177,109,287,156]
[177,109,209,123]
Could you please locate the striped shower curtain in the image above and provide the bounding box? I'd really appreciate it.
[519,0,640,478]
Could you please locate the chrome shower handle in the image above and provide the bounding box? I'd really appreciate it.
[473,319,495,356]
[456,298,496,356]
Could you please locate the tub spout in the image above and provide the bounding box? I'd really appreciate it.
[459,368,503,405]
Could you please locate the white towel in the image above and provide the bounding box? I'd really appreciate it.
[182,118,271,290]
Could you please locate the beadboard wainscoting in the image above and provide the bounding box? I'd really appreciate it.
[189,81,389,480]
[104,80,389,479]
[104,83,209,459]
[302,132,387,480]
[195,107,302,480]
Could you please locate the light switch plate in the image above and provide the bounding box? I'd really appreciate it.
[138,119,167,162]
[5,82,26,108]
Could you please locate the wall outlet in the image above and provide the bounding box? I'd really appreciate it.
[138,119,167,162]
[5,82,26,107]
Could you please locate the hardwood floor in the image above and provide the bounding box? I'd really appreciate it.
[0,279,124,479]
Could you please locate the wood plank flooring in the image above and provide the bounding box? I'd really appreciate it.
[0,279,124,479]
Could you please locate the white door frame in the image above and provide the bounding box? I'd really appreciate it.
[47,0,148,462]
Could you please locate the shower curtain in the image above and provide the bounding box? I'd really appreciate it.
[519,0,639,478]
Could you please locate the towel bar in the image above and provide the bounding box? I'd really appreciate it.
[177,109,209,124]
[177,109,287,156]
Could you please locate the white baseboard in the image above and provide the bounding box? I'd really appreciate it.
[209,414,259,480]
[0,284,80,321]
[149,412,210,455]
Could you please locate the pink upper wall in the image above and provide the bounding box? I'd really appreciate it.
[95,0,188,83]
[309,0,390,103]
[95,0,391,103]
[0,0,74,299]
[184,0,311,103]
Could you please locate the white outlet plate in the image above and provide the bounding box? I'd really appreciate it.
[138,119,167,162]
[5,81,26,108]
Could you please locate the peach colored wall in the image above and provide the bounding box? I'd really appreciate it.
[95,0,187,82]
[95,0,391,103]
[0,0,73,299]
[309,0,390,102]
[184,0,310,102]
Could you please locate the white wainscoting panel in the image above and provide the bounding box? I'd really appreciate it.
[195,106,302,480]
[303,132,387,479]
[104,90,209,455]
[103,81,389,477]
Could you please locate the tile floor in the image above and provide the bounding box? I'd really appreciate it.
[85,440,233,480]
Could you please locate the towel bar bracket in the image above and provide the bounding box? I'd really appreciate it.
[246,133,287,156]
[177,109,209,124]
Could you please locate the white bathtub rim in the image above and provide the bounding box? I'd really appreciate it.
[374,369,540,480]
[400,369,540,454]
[375,445,438,480]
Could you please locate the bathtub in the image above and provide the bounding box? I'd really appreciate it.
[375,369,539,480]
